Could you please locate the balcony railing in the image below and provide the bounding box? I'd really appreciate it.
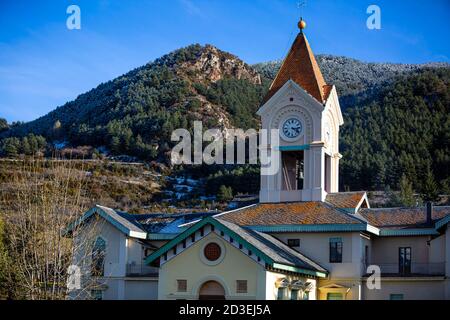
[366,262,445,277]
[126,263,159,277]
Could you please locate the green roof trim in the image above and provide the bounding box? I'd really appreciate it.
[379,228,439,236]
[247,224,367,233]
[272,263,328,278]
[144,217,327,278]
[435,215,450,230]
[145,217,274,267]
[65,206,147,239]
[277,144,310,152]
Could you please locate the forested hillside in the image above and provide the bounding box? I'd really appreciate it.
[340,68,450,194]
[0,44,449,196]
[254,56,449,110]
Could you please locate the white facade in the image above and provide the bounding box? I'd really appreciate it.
[258,81,343,203]
[70,218,159,300]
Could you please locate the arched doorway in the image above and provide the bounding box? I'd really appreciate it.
[198,281,226,300]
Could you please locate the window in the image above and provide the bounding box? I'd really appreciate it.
[303,291,310,300]
[399,247,411,275]
[92,237,106,276]
[281,151,304,191]
[287,239,300,248]
[329,238,343,263]
[327,293,343,300]
[236,280,247,294]
[291,289,299,300]
[390,294,404,300]
[204,243,222,261]
[277,287,286,300]
[177,280,187,292]
[91,289,103,300]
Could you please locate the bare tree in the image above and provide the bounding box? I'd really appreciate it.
[0,158,106,300]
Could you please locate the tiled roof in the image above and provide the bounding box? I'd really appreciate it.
[263,32,329,104]
[325,192,367,209]
[217,218,327,273]
[359,206,450,229]
[218,202,363,226]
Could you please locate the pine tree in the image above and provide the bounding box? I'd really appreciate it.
[110,136,121,154]
[3,140,18,158]
[398,175,416,207]
[421,169,440,203]
[217,185,233,202]
[0,118,8,134]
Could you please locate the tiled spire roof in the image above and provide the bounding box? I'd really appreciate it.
[263,31,330,104]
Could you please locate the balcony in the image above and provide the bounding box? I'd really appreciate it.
[365,262,445,277]
[126,263,159,277]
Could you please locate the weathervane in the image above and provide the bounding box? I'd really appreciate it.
[297,1,307,15]
[297,1,307,32]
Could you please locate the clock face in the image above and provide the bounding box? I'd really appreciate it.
[282,118,302,139]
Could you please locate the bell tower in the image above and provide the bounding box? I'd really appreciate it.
[258,19,344,203]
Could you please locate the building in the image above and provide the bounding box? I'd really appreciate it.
[68,20,450,300]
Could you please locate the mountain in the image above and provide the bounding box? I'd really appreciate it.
[1,44,449,196]
[1,44,268,161]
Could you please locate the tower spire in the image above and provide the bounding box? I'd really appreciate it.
[262,18,330,104]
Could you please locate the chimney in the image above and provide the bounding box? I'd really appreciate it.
[426,202,433,225]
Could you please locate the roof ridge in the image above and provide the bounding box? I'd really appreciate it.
[248,229,328,272]
[217,218,327,273]
[321,201,368,224]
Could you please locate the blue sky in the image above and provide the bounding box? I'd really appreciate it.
[0,0,449,123]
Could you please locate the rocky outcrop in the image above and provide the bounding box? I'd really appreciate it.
[181,45,261,84]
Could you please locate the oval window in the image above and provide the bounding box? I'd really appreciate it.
[204,242,222,261]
